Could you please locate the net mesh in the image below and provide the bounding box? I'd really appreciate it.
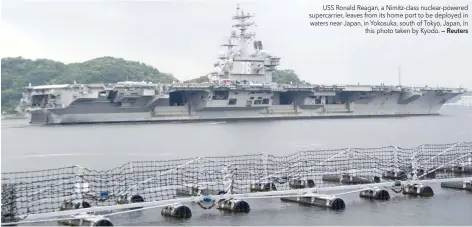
[2,142,471,223]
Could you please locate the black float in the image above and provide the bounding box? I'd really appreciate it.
[382,171,408,181]
[416,169,436,179]
[441,180,472,191]
[322,174,379,184]
[57,201,114,226]
[288,179,315,189]
[116,194,145,210]
[438,165,472,174]
[58,215,114,226]
[250,182,277,192]
[359,188,391,200]
[161,204,192,218]
[59,201,92,211]
[175,186,226,197]
[452,166,472,174]
[280,195,346,210]
[402,183,434,197]
[216,199,251,213]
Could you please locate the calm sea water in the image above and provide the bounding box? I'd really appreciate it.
[2,106,472,225]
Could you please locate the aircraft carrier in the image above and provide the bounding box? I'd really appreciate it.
[20,5,467,125]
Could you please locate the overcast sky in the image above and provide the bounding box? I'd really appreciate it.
[1,0,471,88]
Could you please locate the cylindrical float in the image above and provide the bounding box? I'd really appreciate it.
[116,194,145,210]
[416,169,436,179]
[58,215,113,226]
[373,176,381,183]
[216,199,250,213]
[59,201,92,211]
[161,204,192,219]
[250,182,276,192]
[321,174,375,185]
[176,186,225,196]
[74,201,92,209]
[321,174,341,182]
[452,166,472,174]
[438,165,472,174]
[402,184,434,197]
[175,186,199,196]
[441,181,472,191]
[129,195,144,210]
[280,196,345,210]
[359,188,390,200]
[438,165,456,173]
[382,171,408,180]
[57,201,93,226]
[288,179,315,189]
[130,195,144,203]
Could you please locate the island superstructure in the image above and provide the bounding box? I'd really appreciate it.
[19,5,467,125]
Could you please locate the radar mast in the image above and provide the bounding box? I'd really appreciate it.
[232,4,256,56]
[210,4,280,85]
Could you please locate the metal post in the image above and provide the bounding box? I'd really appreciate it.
[74,165,87,203]
[394,146,399,173]
[222,164,235,195]
[263,153,269,182]
[129,162,135,199]
[348,148,354,176]
[411,156,418,181]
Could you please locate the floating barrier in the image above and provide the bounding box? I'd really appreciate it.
[0,142,470,225]
[453,166,472,174]
[175,186,226,197]
[382,171,408,181]
[116,194,145,210]
[288,179,315,189]
[416,169,436,179]
[216,199,250,213]
[59,201,92,211]
[321,174,379,184]
[161,204,192,218]
[438,166,472,174]
[440,180,472,191]
[250,182,277,192]
[402,183,434,197]
[280,195,346,210]
[359,188,391,200]
[57,215,113,226]
[57,201,94,226]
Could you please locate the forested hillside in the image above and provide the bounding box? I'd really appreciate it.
[1,57,177,113]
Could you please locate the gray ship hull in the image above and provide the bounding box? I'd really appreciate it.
[29,90,450,125]
[30,110,440,125]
